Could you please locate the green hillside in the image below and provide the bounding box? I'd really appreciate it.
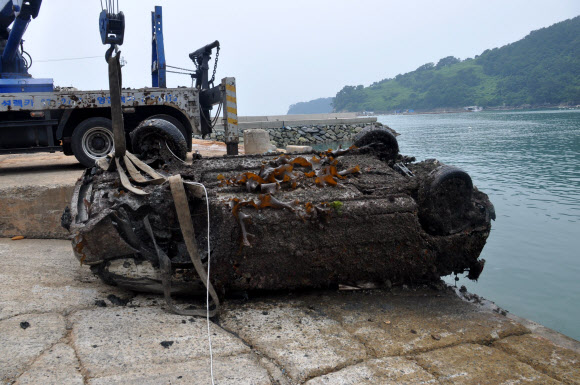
[331,16,580,112]
[288,97,333,114]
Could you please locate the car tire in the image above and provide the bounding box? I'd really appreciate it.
[353,127,399,161]
[130,118,187,161]
[418,165,474,235]
[148,114,188,141]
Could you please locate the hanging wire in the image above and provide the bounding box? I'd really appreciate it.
[166,70,194,76]
[211,102,222,127]
[199,101,223,131]
[35,55,103,63]
[166,64,195,73]
[179,181,216,385]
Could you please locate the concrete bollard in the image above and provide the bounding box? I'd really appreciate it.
[244,129,271,154]
[286,145,313,153]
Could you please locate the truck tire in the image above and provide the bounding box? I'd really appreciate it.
[71,117,115,168]
[130,118,187,161]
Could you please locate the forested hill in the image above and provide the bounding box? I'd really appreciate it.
[287,97,333,114]
[295,16,580,114]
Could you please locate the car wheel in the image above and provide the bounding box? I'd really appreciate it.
[353,127,399,161]
[418,165,474,235]
[130,118,187,161]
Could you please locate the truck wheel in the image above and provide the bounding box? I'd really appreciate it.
[130,118,187,161]
[71,117,115,168]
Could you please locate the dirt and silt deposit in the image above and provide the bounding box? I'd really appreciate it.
[63,125,495,313]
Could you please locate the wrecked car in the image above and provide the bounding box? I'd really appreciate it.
[63,123,495,315]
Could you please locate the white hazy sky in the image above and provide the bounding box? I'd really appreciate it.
[22,0,580,116]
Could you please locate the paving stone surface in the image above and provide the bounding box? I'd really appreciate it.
[0,313,67,384]
[1,238,579,384]
[304,356,438,384]
[304,289,529,357]
[87,354,270,385]
[494,334,580,384]
[0,239,129,320]
[413,343,563,384]
[70,306,251,379]
[221,300,368,382]
[13,343,84,385]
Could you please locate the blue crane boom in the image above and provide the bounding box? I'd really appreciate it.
[0,0,52,92]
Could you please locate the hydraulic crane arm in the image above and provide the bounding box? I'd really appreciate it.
[189,40,219,90]
[0,0,41,76]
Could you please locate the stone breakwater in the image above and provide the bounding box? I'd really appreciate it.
[202,121,388,148]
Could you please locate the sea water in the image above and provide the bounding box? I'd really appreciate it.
[377,110,580,341]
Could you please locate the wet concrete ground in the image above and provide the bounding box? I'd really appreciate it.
[1,238,579,384]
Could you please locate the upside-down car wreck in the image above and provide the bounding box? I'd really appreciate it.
[62,123,495,315]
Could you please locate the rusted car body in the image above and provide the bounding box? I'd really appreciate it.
[65,128,494,296]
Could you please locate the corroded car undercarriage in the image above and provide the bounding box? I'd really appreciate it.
[63,126,495,308]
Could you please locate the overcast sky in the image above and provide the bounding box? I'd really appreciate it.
[22,0,580,116]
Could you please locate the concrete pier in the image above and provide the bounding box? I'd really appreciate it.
[0,153,82,239]
[1,133,579,384]
[1,238,579,384]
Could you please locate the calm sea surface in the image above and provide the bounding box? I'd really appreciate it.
[377,110,580,340]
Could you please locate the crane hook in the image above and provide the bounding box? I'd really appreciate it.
[105,44,119,63]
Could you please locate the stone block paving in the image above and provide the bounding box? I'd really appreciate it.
[220,301,368,382]
[494,334,580,384]
[0,239,129,320]
[414,344,561,384]
[13,343,84,385]
[1,238,579,384]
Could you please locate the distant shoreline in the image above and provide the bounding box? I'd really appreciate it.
[362,105,580,116]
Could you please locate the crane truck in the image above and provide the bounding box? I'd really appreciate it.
[0,1,238,167]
